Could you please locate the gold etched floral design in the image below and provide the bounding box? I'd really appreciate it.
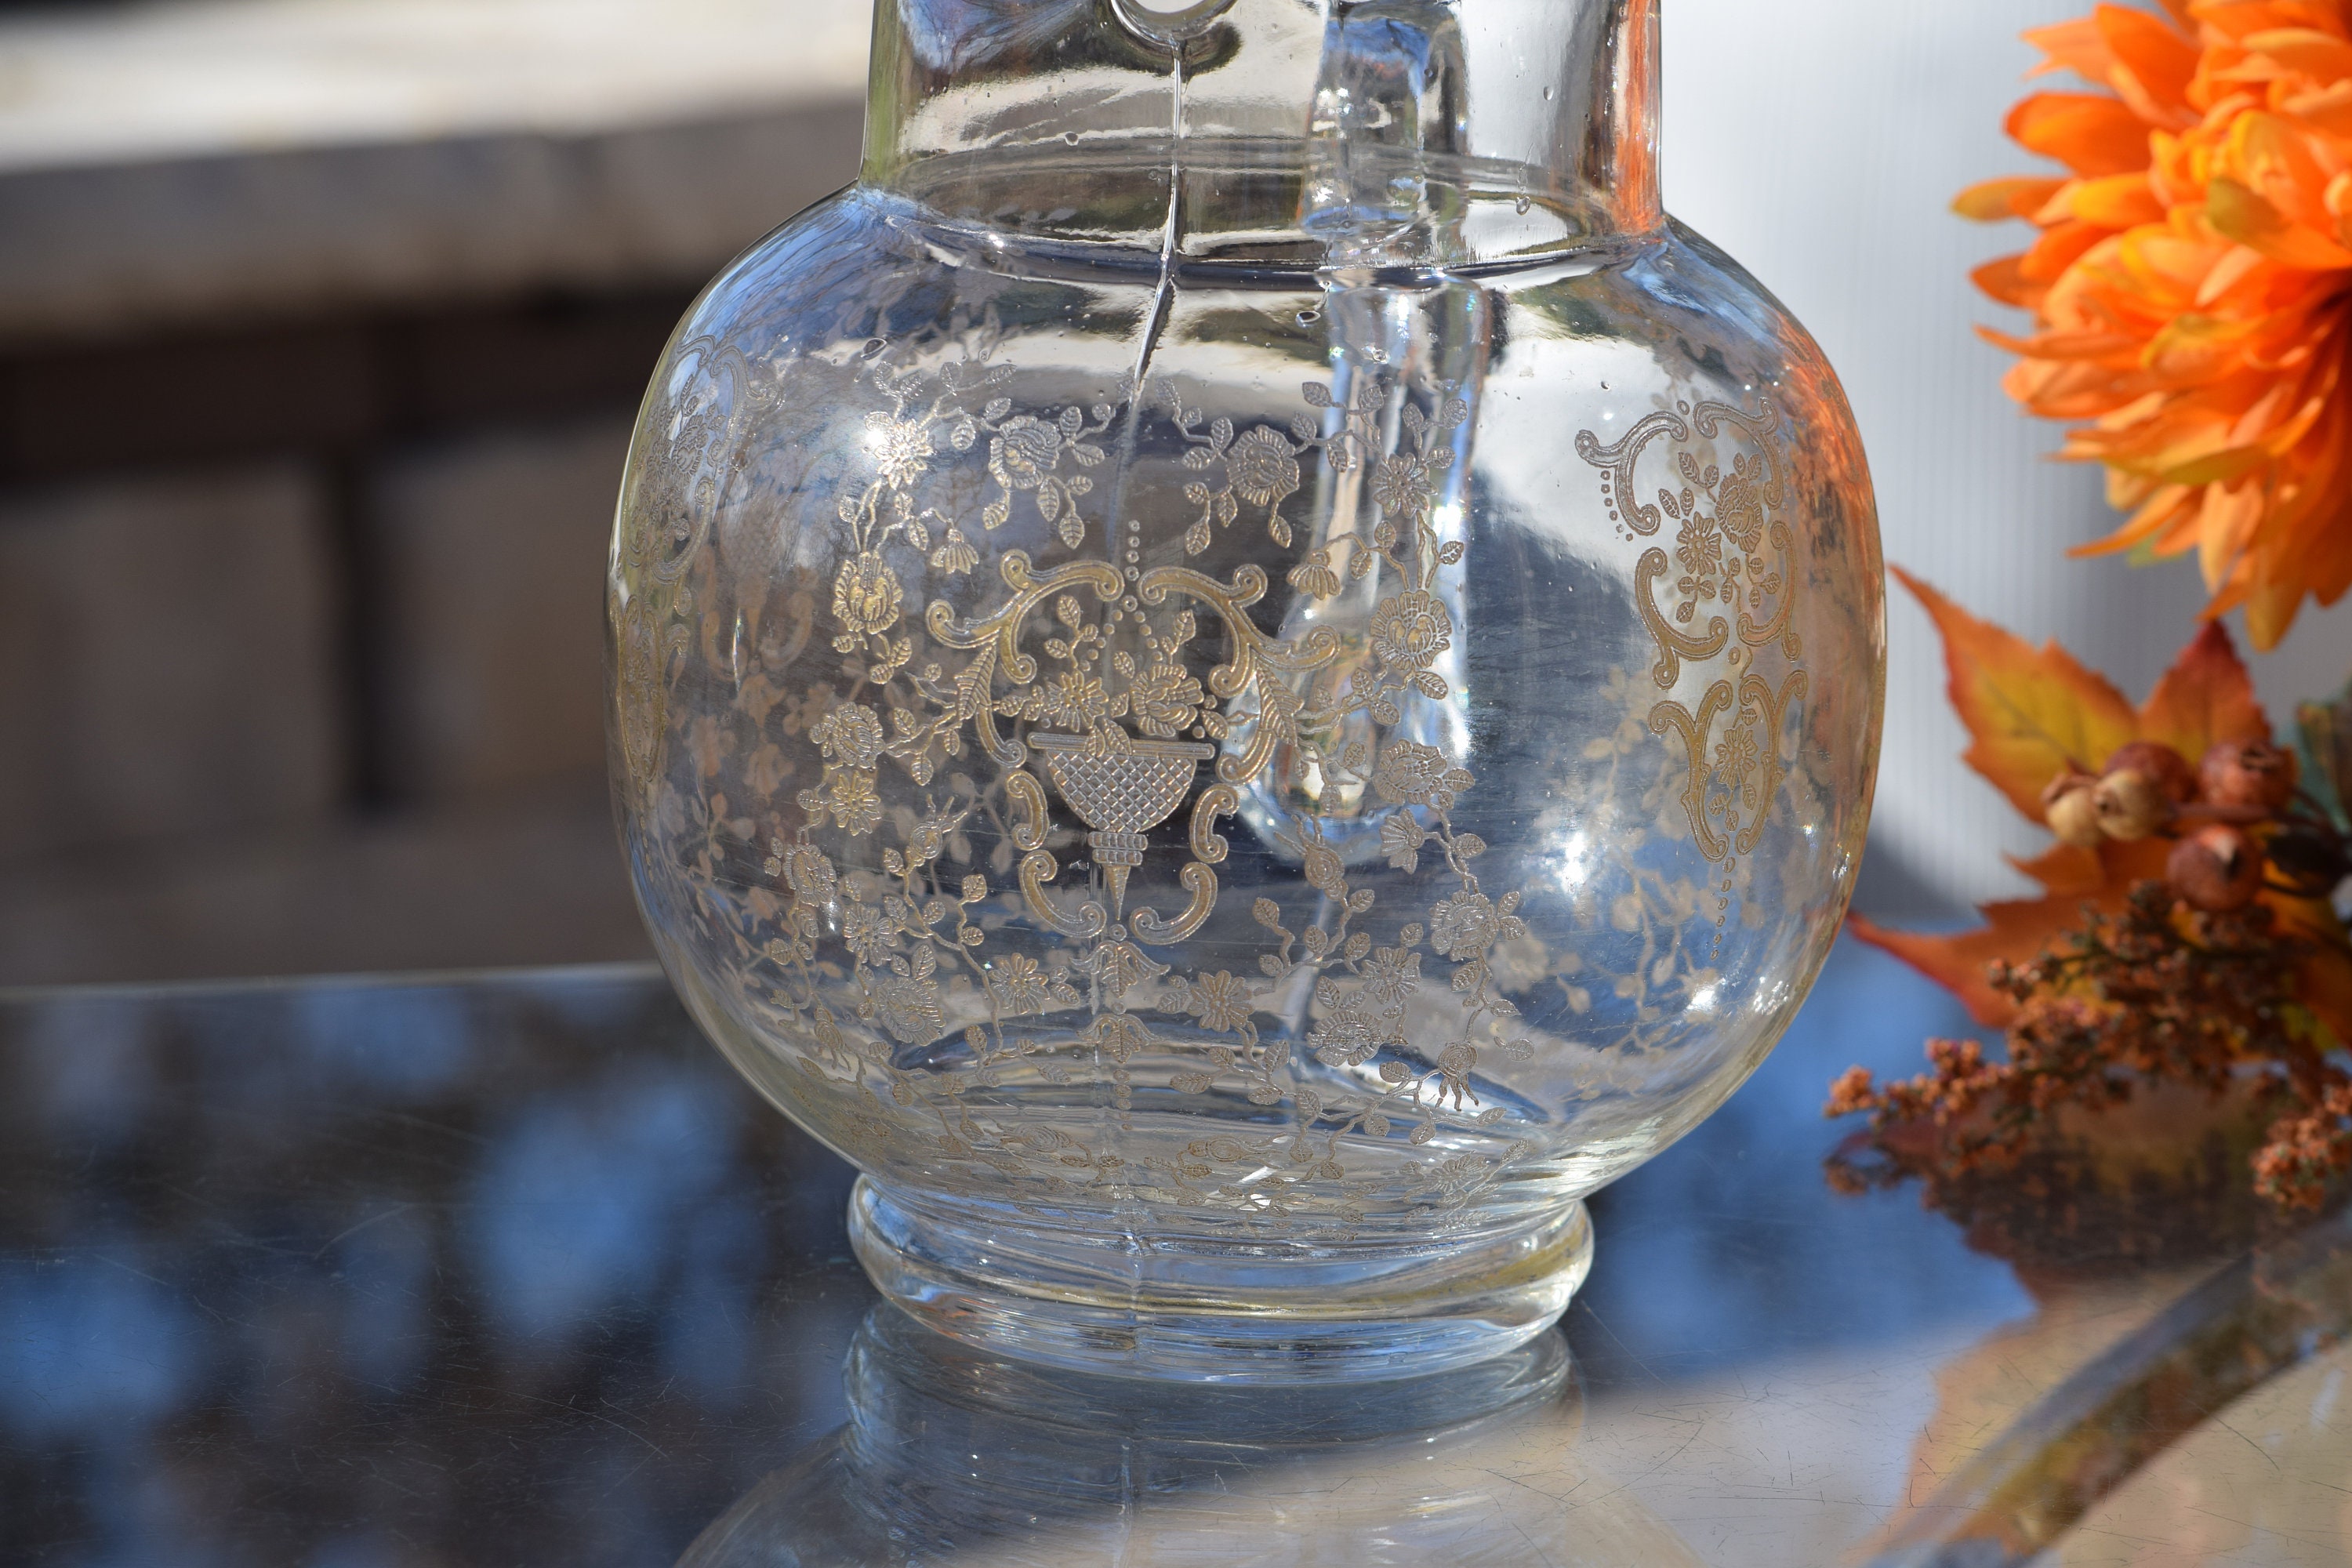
[1576,397,1810,926]
[648,344,1570,1231]
[1167,376,1378,555]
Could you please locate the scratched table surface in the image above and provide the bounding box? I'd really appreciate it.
[4,940,2350,1568]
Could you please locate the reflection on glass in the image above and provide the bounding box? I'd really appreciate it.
[1865,1193,2352,1566]
[681,1306,1705,1567]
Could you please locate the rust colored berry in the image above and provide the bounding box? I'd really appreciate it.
[2167,824,2264,912]
[2200,739,2299,812]
[2103,739,2199,804]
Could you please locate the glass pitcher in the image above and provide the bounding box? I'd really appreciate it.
[608,0,1883,1381]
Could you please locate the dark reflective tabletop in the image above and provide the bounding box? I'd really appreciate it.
[5,942,2348,1566]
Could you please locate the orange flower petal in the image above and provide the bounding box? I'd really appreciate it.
[2143,310,2263,380]
[2098,3,2202,121]
[2196,480,2267,587]
[2020,217,2117,281]
[2009,90,2158,176]
[2242,27,2352,84]
[2067,171,2171,226]
[2074,481,2197,554]
[2025,16,2115,85]
[1954,174,2070,221]
[1969,255,2045,309]
[2205,174,2352,263]
[2282,77,2352,135]
[2194,241,2271,305]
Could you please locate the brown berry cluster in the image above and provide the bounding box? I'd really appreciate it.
[2039,738,2339,913]
[1828,883,2352,1210]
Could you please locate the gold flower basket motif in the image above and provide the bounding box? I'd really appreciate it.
[1027,730,1216,914]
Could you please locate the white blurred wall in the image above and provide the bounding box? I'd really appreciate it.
[1663,0,2352,913]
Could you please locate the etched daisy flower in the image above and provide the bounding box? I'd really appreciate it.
[1363,945,1423,1008]
[825,768,882,837]
[1185,971,1254,1033]
[988,953,1054,1016]
[864,410,935,488]
[840,901,898,964]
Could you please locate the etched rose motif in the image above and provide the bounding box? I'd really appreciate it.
[989,416,1063,490]
[874,973,945,1043]
[1371,740,1472,811]
[1437,1040,1479,1105]
[1127,660,1205,738]
[1369,590,1453,671]
[1226,426,1301,508]
[1428,890,1501,959]
[812,703,884,770]
[1715,453,1767,549]
[782,843,837,903]
[1309,985,1380,1066]
[831,550,903,646]
[1298,832,1355,893]
[864,409,935,489]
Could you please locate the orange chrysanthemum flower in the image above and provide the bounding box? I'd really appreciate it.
[1962,0,2352,649]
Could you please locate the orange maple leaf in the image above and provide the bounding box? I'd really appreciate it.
[1849,572,2340,1031]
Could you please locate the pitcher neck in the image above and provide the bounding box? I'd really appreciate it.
[858,0,1663,267]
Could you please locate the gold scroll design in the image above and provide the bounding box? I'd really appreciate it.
[1649,670,1809,863]
[1577,397,1806,875]
[1573,398,1797,688]
[613,335,760,800]
[927,554,1339,946]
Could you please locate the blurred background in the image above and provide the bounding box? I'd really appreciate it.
[0,0,2343,987]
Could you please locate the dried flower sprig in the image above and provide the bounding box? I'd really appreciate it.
[1830,881,2347,1207]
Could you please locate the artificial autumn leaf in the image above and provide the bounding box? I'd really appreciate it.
[2134,621,2272,762]
[1893,565,2138,823]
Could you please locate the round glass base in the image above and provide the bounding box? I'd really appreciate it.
[847,1178,1594,1384]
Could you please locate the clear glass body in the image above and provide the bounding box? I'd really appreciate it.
[609,0,1882,1378]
